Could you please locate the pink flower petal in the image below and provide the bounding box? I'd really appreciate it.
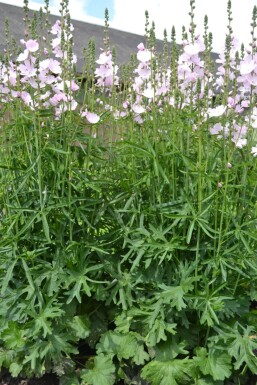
[86,112,100,124]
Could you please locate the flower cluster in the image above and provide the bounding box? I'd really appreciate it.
[0,19,79,118]
[1,11,257,155]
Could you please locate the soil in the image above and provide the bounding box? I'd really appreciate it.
[0,372,59,385]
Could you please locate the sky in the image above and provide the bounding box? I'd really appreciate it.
[1,0,256,53]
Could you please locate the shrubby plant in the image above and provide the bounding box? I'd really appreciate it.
[1,0,257,384]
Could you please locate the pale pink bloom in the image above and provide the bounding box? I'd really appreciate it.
[215,76,224,88]
[50,92,67,106]
[51,37,61,49]
[137,49,153,62]
[11,90,20,98]
[17,50,29,62]
[21,91,32,105]
[48,59,61,74]
[113,110,127,119]
[26,39,39,52]
[241,100,250,108]
[227,162,232,168]
[40,59,50,71]
[227,97,236,108]
[184,43,201,56]
[72,54,77,64]
[39,91,51,100]
[18,60,36,77]
[234,138,247,148]
[233,123,247,137]
[40,58,62,74]
[51,20,62,35]
[134,114,144,124]
[132,104,145,114]
[218,182,223,188]
[251,145,257,156]
[137,65,151,79]
[210,123,223,135]
[246,73,257,86]
[143,87,154,99]
[96,52,112,65]
[85,111,100,124]
[65,80,79,92]
[207,105,226,117]
[240,55,256,75]
[137,42,145,51]
[70,99,78,111]
[156,85,169,95]
[44,75,56,85]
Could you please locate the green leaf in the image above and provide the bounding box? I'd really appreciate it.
[146,319,177,347]
[155,337,189,361]
[159,284,187,311]
[141,358,193,385]
[133,342,150,365]
[194,348,232,381]
[227,325,257,373]
[1,260,17,295]
[0,349,14,368]
[9,362,23,377]
[1,322,26,349]
[70,315,90,339]
[81,354,115,385]
[97,331,138,360]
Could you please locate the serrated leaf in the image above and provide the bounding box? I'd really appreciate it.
[1,322,26,349]
[97,331,138,360]
[9,362,22,377]
[133,342,150,365]
[146,319,177,347]
[81,354,115,385]
[141,358,193,385]
[70,315,90,339]
[155,337,189,361]
[194,347,232,381]
[1,260,17,295]
[159,285,187,311]
[227,325,257,373]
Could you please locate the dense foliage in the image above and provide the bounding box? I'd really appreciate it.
[1,0,257,384]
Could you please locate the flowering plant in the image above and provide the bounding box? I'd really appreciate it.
[1,1,257,384]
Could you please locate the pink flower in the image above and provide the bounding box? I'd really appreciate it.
[207,105,226,117]
[21,91,32,106]
[51,20,61,33]
[239,55,256,75]
[25,39,39,53]
[85,111,100,124]
[137,42,145,51]
[96,52,112,65]
[66,80,79,92]
[210,123,223,135]
[17,50,29,62]
[234,138,247,148]
[143,87,154,99]
[137,49,153,62]
[251,145,257,156]
[132,104,145,114]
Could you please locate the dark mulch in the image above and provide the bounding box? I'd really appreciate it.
[0,372,59,385]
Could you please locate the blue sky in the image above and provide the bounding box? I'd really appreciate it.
[29,0,114,20]
[1,0,257,53]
